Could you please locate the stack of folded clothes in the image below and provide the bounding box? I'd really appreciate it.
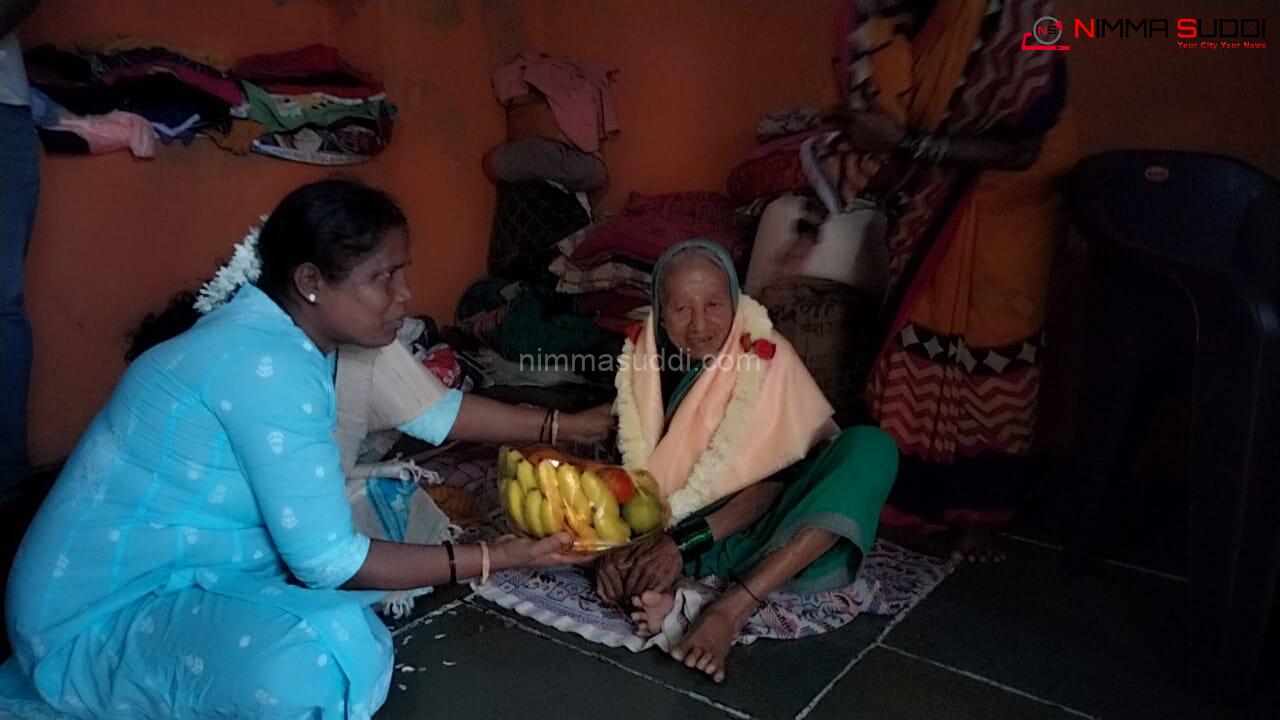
[23,41,395,165]
[547,191,746,335]
[232,44,394,165]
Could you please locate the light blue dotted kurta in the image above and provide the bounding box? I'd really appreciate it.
[3,286,394,719]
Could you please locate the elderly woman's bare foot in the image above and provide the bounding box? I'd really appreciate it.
[669,589,756,683]
[951,524,1007,564]
[629,590,675,638]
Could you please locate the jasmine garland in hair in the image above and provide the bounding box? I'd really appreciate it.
[192,214,270,315]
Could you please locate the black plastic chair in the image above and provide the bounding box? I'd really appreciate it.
[1066,151,1280,697]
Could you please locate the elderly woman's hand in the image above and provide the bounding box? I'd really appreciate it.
[594,543,637,605]
[620,533,683,602]
[561,403,615,445]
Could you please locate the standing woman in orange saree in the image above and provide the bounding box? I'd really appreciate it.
[803,0,1075,561]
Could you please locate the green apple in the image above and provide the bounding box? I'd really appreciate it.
[621,492,663,534]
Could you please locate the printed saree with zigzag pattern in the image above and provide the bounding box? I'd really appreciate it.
[828,0,1074,527]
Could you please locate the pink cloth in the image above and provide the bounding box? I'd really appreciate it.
[54,111,156,158]
[619,297,839,508]
[493,52,619,153]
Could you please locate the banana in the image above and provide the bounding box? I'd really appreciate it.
[565,514,598,543]
[593,507,632,544]
[499,448,523,483]
[580,470,620,517]
[555,464,592,516]
[497,452,511,483]
[524,489,547,538]
[536,460,566,534]
[553,464,595,541]
[581,470,629,543]
[516,459,537,493]
[541,500,564,535]
[536,460,559,494]
[505,480,529,534]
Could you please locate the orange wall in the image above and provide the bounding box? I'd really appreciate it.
[18,1,1280,466]
[21,0,521,465]
[532,0,841,211]
[19,0,841,466]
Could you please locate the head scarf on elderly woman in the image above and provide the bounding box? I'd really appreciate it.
[648,239,741,418]
[615,239,840,521]
[651,239,741,334]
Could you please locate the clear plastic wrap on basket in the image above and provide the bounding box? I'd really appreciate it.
[496,445,670,550]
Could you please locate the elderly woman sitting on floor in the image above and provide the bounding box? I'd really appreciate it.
[596,239,899,683]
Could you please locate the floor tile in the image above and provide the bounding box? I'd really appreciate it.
[1008,459,1189,578]
[380,604,729,719]
[806,646,1085,720]
[883,540,1275,719]
[468,596,890,720]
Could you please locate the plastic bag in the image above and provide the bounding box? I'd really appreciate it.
[495,445,669,551]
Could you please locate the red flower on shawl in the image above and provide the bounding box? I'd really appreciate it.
[626,323,644,344]
[752,339,777,360]
[740,333,776,360]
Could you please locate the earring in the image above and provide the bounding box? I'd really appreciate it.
[306,293,317,303]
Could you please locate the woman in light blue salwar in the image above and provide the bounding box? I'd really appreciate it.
[1,181,585,719]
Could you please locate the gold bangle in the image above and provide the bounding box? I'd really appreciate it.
[479,541,491,585]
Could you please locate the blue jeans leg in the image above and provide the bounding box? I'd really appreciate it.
[0,103,39,498]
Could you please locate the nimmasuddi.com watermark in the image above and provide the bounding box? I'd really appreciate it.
[519,349,765,375]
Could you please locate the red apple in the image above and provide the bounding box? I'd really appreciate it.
[599,467,635,504]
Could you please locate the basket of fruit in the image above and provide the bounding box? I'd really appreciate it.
[496,446,668,550]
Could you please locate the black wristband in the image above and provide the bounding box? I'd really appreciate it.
[540,408,554,443]
[443,541,457,585]
[668,517,714,564]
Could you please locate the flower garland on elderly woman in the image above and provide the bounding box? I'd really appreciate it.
[614,295,778,522]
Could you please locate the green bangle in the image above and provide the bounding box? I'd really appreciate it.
[669,517,714,564]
